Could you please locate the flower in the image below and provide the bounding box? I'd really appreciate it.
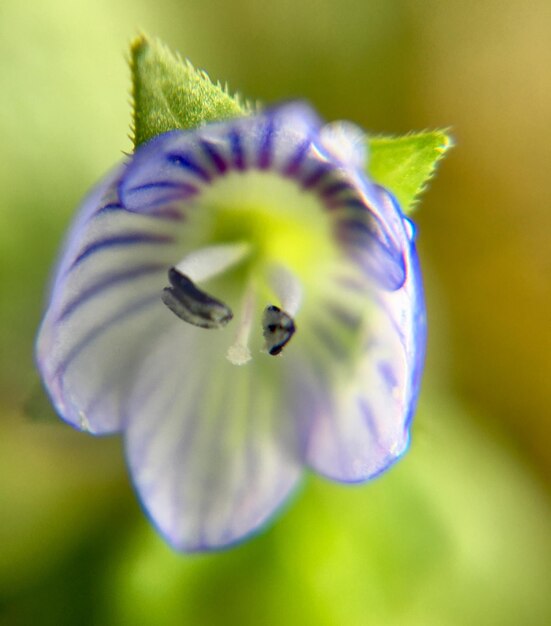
[36,102,426,551]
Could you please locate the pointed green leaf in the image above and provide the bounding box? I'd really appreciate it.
[367,130,453,214]
[130,36,451,211]
[130,35,249,148]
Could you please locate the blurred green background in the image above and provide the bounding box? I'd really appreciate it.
[1,1,550,624]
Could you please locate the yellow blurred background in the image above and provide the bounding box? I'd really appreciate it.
[0,1,550,624]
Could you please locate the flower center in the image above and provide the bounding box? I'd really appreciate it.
[161,172,342,365]
[163,241,304,365]
[202,172,338,279]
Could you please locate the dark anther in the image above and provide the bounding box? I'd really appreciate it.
[162,267,233,329]
[262,305,296,355]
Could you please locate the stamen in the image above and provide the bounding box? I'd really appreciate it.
[226,285,256,365]
[162,267,232,329]
[164,242,252,329]
[175,242,251,283]
[262,305,296,356]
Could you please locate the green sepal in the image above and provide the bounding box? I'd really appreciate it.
[367,130,453,214]
[130,36,451,211]
[130,35,250,148]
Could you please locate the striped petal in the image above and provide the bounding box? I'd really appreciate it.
[300,221,425,480]
[120,103,407,290]
[120,102,322,215]
[36,100,426,551]
[36,168,180,433]
[124,321,304,550]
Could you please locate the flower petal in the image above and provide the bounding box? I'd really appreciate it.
[119,104,407,290]
[119,102,322,216]
[319,120,367,169]
[36,98,427,552]
[36,169,181,433]
[335,180,410,291]
[302,223,425,481]
[123,324,303,550]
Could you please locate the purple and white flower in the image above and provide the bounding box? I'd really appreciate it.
[36,102,426,551]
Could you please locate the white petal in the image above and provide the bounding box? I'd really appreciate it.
[120,102,323,216]
[124,326,303,550]
[303,238,425,481]
[319,121,367,169]
[36,170,180,433]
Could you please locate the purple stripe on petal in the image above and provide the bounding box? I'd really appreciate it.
[283,138,311,177]
[339,197,376,213]
[56,263,166,322]
[195,377,230,545]
[53,292,159,381]
[96,200,184,222]
[311,322,348,361]
[338,216,380,241]
[166,151,213,182]
[120,364,173,436]
[302,163,333,190]
[120,196,186,219]
[366,292,406,346]
[338,214,404,270]
[69,233,175,271]
[323,194,372,213]
[96,201,124,215]
[357,398,380,441]
[147,206,185,221]
[122,180,197,215]
[131,374,193,472]
[377,360,399,390]
[336,204,408,291]
[257,115,275,170]
[200,140,229,174]
[325,302,362,331]
[345,246,406,291]
[321,180,355,200]
[334,273,368,292]
[228,128,246,171]
[305,359,352,477]
[126,180,199,197]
